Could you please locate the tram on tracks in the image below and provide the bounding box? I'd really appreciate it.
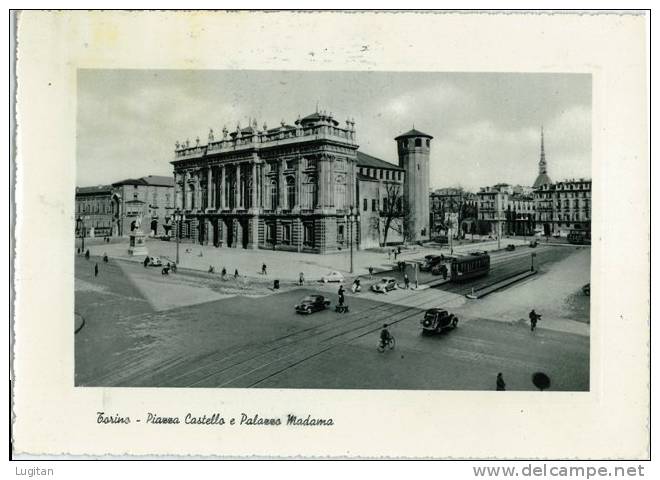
[450,252,491,282]
[567,229,591,245]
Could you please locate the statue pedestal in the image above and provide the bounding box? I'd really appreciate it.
[128,230,148,256]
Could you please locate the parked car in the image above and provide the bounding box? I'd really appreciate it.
[420,308,458,334]
[160,235,171,241]
[505,244,516,251]
[529,240,538,248]
[321,271,345,283]
[371,277,398,293]
[147,256,163,267]
[295,295,331,314]
[420,255,443,272]
[582,284,590,296]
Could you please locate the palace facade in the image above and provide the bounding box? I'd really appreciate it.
[171,112,430,253]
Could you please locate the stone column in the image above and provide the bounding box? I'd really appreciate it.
[220,165,226,210]
[207,166,213,210]
[184,172,191,209]
[235,163,241,209]
[279,159,287,209]
[296,157,303,209]
[174,173,181,209]
[251,161,258,209]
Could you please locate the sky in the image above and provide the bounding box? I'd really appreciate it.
[77,70,591,191]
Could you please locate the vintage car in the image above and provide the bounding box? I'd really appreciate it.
[295,295,331,314]
[529,240,538,248]
[147,256,163,267]
[420,255,443,272]
[505,244,516,251]
[321,271,345,283]
[371,277,398,293]
[420,308,459,334]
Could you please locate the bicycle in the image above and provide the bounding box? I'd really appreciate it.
[377,336,396,353]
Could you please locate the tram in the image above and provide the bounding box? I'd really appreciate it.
[450,252,491,282]
[567,229,591,245]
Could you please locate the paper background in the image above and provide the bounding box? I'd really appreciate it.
[13,11,649,458]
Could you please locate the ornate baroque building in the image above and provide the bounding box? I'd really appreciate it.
[171,112,428,253]
[171,112,360,253]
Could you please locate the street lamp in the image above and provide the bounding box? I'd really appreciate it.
[347,206,360,274]
[174,209,183,264]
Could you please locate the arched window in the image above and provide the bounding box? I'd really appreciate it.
[268,179,278,210]
[304,175,318,209]
[286,176,296,210]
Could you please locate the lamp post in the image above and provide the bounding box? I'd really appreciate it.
[174,209,182,264]
[347,206,360,274]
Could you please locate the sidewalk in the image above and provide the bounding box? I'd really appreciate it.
[87,237,528,282]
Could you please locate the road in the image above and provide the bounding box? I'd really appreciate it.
[75,245,589,391]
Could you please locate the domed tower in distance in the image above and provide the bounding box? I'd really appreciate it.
[395,127,433,242]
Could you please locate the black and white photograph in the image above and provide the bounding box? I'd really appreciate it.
[74,70,592,391]
[12,10,649,461]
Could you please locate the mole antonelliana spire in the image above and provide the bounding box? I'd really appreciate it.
[533,126,552,188]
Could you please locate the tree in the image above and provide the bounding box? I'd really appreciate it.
[380,182,408,246]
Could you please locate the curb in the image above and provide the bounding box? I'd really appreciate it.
[466,270,538,299]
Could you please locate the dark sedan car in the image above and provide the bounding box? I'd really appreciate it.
[420,308,458,334]
[295,295,331,314]
[420,255,443,272]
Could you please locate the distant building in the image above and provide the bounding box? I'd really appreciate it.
[111,175,175,237]
[477,183,536,236]
[429,188,479,237]
[534,178,591,236]
[75,185,115,238]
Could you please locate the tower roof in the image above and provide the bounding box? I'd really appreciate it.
[395,128,433,140]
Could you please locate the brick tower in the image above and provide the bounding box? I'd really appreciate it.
[395,127,433,242]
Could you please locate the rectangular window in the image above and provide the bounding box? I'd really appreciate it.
[385,171,390,180]
[337,225,345,243]
[282,224,291,244]
[303,222,314,247]
[372,199,376,212]
[379,170,383,179]
[363,198,368,211]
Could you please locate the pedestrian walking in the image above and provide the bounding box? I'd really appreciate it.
[529,309,541,332]
[77,248,81,255]
[388,250,392,261]
[143,256,149,267]
[208,265,215,273]
[368,266,374,279]
[103,253,108,263]
[221,267,227,279]
[85,249,90,260]
[404,273,410,289]
[94,263,99,277]
[338,285,345,306]
[299,272,305,286]
[234,268,239,279]
[496,373,506,391]
[393,249,398,260]
[397,246,402,255]
[262,263,267,275]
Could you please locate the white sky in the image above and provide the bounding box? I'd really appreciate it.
[77,70,591,191]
